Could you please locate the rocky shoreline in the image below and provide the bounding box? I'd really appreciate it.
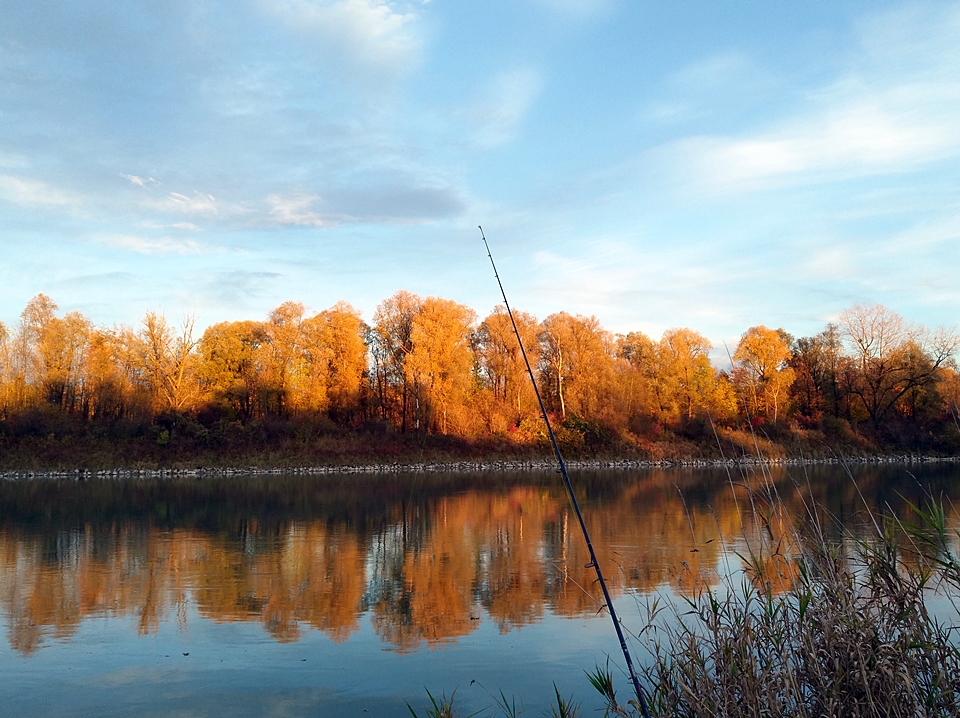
[1,454,957,481]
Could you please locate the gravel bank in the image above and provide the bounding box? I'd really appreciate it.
[1,455,957,481]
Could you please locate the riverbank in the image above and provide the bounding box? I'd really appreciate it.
[2,453,958,481]
[2,417,957,479]
[3,395,959,476]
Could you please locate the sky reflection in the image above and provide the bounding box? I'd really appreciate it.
[2,465,960,715]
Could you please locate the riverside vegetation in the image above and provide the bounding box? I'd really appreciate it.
[408,466,960,718]
[0,293,958,470]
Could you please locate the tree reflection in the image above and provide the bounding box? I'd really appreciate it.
[2,465,958,655]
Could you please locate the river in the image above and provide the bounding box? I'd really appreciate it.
[2,462,959,716]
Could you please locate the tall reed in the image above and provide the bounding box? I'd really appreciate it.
[409,469,960,717]
[597,470,960,718]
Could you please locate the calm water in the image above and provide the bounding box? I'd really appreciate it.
[2,463,959,717]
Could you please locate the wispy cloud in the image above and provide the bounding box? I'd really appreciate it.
[670,50,754,89]
[654,3,960,195]
[147,191,223,217]
[98,234,205,255]
[879,211,960,259]
[640,50,773,126]
[529,237,733,333]
[0,174,81,208]
[678,96,959,193]
[797,243,859,283]
[197,269,287,310]
[468,68,543,148]
[262,0,421,80]
[266,194,349,227]
[121,173,158,188]
[0,151,30,170]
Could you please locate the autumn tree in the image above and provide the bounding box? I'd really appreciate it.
[18,294,58,373]
[296,310,334,415]
[732,325,795,423]
[614,331,659,426]
[939,367,960,441]
[198,320,269,420]
[789,324,843,423]
[618,331,658,371]
[3,286,959,452]
[371,291,421,431]
[839,304,958,430]
[37,311,92,413]
[657,328,717,422]
[8,293,60,407]
[0,321,11,418]
[317,302,368,425]
[131,312,201,414]
[473,306,541,432]
[81,327,144,422]
[259,301,308,416]
[198,302,367,424]
[3,294,95,415]
[405,297,477,434]
[616,329,733,431]
[538,313,616,422]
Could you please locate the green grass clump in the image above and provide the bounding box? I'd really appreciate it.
[407,688,462,718]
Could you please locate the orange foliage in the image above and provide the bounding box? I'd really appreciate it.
[0,293,957,447]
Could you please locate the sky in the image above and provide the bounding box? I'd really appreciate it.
[1,0,958,357]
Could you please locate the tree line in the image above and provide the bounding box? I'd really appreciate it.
[1,291,958,455]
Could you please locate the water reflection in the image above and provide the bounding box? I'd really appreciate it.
[2,464,959,655]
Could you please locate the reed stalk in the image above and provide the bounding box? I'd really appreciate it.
[592,468,960,718]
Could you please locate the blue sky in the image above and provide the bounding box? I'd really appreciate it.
[1,0,958,354]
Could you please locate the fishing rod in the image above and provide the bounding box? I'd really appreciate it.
[479,226,652,718]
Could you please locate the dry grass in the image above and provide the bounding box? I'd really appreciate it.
[595,471,960,718]
[410,468,960,718]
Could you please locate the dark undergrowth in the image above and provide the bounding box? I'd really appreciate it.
[0,409,945,472]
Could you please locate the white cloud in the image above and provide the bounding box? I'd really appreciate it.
[156,192,221,216]
[0,174,81,208]
[881,212,960,254]
[469,68,543,148]
[121,173,158,188]
[642,102,687,123]
[798,243,858,283]
[262,0,421,79]
[98,234,207,255]
[670,50,752,89]
[529,237,733,332]
[266,193,350,226]
[640,50,772,126]
[0,151,30,170]
[654,3,960,195]
[683,95,959,192]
